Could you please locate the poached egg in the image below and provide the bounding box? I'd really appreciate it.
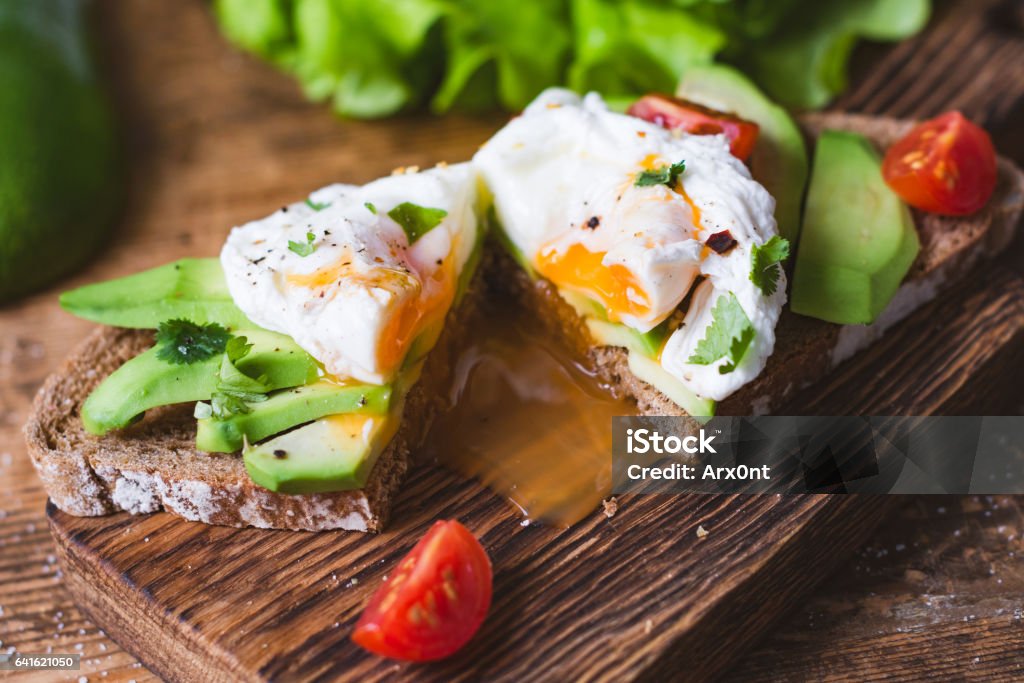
[474,89,784,401]
[221,163,479,385]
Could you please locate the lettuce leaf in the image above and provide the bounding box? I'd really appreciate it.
[733,0,931,108]
[569,0,726,98]
[433,0,571,112]
[213,0,931,117]
[290,0,445,117]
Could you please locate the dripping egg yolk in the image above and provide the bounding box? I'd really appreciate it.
[535,243,651,323]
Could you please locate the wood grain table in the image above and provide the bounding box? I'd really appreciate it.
[1,0,1022,681]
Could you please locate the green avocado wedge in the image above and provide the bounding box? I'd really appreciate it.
[560,289,669,358]
[81,329,318,435]
[196,381,392,453]
[791,130,919,325]
[677,64,808,245]
[244,412,398,494]
[60,258,252,329]
[586,318,668,360]
[0,0,120,302]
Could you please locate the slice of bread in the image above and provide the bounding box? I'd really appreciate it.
[24,275,482,532]
[25,113,1024,532]
[488,113,1024,417]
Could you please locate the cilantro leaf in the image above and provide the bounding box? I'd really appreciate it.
[635,160,686,188]
[155,319,231,365]
[224,335,253,363]
[365,202,377,215]
[749,236,790,296]
[196,335,271,421]
[387,202,448,244]
[209,390,267,420]
[304,198,330,211]
[288,231,317,257]
[687,293,756,374]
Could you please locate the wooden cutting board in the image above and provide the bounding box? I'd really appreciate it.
[34,0,1024,681]
[48,263,1023,682]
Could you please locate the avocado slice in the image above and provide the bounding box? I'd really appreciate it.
[60,258,252,329]
[677,64,809,245]
[791,130,919,325]
[0,1,120,303]
[558,288,606,320]
[81,329,318,435]
[627,351,714,420]
[195,381,392,453]
[244,412,400,494]
[586,318,668,360]
[559,289,668,358]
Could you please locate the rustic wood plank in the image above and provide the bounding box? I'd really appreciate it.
[50,490,886,682]
[45,264,1023,682]
[727,495,1024,682]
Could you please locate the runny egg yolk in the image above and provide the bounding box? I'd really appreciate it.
[535,155,705,326]
[535,242,651,323]
[376,258,456,375]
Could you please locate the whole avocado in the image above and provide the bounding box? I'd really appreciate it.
[0,0,119,303]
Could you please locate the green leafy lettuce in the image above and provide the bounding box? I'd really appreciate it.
[213,0,930,116]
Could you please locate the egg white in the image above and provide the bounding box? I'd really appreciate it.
[474,89,784,401]
[221,163,479,385]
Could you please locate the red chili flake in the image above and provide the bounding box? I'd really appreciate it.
[705,230,737,254]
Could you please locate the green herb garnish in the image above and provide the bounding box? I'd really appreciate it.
[635,160,686,188]
[387,202,448,244]
[365,201,377,215]
[288,231,317,257]
[687,293,755,374]
[155,319,231,365]
[194,335,271,420]
[749,236,790,296]
[305,198,330,211]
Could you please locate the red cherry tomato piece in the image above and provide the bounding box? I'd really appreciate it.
[882,111,997,216]
[352,520,492,662]
[627,94,760,162]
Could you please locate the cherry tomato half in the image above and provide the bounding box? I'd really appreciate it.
[352,520,492,662]
[627,94,760,162]
[882,111,997,216]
